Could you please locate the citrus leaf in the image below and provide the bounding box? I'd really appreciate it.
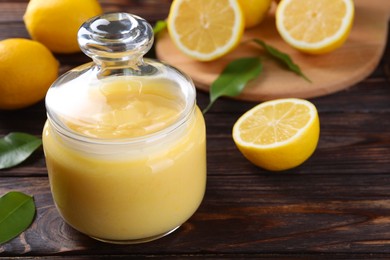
[203,57,262,113]
[0,132,42,169]
[153,20,167,35]
[253,39,311,82]
[0,191,36,244]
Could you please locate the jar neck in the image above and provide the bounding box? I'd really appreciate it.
[93,57,158,78]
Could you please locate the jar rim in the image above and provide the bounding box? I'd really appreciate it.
[47,104,196,146]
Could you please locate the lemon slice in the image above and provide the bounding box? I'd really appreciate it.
[276,0,354,54]
[232,98,320,171]
[167,0,245,61]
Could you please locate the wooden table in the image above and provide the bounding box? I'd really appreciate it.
[1,1,390,259]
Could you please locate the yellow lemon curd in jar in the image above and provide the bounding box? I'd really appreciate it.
[42,76,206,242]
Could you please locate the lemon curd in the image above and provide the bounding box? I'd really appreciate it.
[42,13,206,244]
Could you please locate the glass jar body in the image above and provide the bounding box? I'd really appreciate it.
[42,107,206,244]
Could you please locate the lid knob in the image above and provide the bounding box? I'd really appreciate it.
[77,13,154,63]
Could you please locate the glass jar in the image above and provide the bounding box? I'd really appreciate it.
[42,13,206,244]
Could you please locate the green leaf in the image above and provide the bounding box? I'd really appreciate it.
[0,132,42,169]
[203,57,262,113]
[0,191,36,244]
[153,20,167,35]
[252,39,311,82]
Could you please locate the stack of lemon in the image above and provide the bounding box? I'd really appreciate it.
[0,0,102,110]
[167,0,354,61]
[167,0,354,171]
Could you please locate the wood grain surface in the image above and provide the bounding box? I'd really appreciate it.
[156,0,390,101]
[0,0,390,259]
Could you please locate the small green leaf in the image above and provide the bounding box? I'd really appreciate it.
[0,132,42,169]
[203,57,262,113]
[153,20,167,35]
[0,191,36,244]
[253,39,311,82]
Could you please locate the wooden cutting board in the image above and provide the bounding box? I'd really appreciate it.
[156,0,390,101]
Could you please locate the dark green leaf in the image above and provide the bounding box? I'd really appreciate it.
[0,132,42,169]
[0,191,36,244]
[153,20,167,35]
[203,57,262,113]
[253,39,311,82]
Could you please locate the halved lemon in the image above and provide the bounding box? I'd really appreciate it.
[276,0,354,54]
[232,98,320,171]
[167,0,245,61]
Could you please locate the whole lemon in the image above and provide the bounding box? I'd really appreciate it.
[24,0,103,53]
[238,0,273,28]
[0,38,59,110]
